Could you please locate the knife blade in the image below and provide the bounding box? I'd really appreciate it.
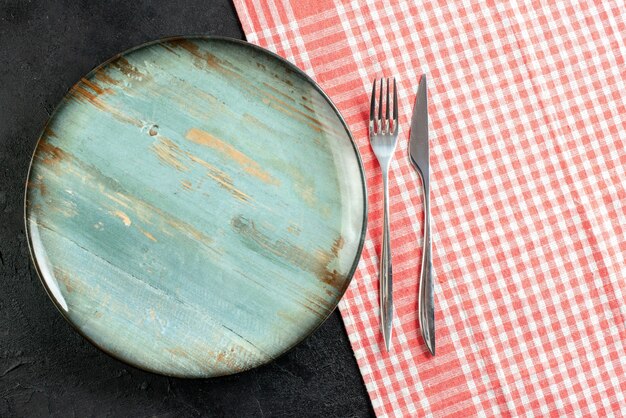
[409,75,435,355]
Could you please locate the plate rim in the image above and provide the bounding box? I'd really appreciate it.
[23,35,368,378]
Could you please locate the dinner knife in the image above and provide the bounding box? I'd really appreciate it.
[409,75,435,355]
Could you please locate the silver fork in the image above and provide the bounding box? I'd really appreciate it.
[369,78,398,352]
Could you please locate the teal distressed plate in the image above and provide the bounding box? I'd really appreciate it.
[25,37,366,377]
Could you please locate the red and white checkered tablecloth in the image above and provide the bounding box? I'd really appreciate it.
[233,0,626,416]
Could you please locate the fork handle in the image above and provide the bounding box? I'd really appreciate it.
[380,171,393,351]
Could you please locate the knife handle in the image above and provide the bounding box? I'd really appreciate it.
[418,176,435,355]
[380,171,393,351]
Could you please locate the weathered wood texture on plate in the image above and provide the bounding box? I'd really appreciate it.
[25,37,366,378]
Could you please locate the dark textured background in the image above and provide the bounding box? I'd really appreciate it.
[0,1,373,416]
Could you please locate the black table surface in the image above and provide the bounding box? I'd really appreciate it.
[0,1,374,416]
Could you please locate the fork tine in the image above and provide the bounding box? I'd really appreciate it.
[393,78,398,134]
[385,78,390,133]
[370,79,376,134]
[378,78,383,133]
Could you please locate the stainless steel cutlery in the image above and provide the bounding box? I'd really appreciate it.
[409,75,435,355]
[370,75,435,354]
[369,78,399,352]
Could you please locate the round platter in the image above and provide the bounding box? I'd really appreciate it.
[25,37,366,377]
